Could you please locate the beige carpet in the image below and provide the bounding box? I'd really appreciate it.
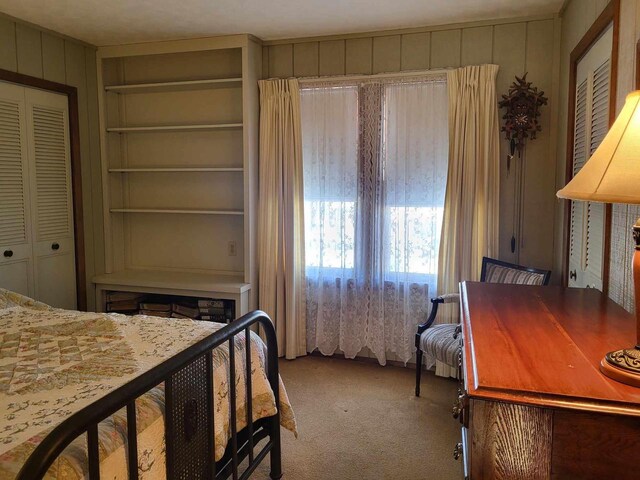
[253,355,463,480]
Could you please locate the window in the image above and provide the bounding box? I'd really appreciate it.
[301,80,448,288]
[301,76,448,364]
[301,85,358,277]
[382,82,448,284]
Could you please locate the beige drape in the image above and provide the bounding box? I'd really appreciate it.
[258,79,306,359]
[435,65,500,375]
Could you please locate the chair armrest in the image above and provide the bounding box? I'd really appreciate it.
[438,293,460,304]
[415,293,461,344]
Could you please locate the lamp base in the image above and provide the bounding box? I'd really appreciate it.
[598,219,640,388]
[600,347,640,388]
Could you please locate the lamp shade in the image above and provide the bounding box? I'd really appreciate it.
[557,90,640,204]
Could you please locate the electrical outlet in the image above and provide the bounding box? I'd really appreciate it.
[228,241,237,256]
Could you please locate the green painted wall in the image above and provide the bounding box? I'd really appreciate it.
[263,17,562,275]
[0,15,104,311]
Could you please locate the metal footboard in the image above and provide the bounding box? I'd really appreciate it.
[16,310,282,480]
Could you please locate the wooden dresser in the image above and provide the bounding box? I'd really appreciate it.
[458,282,640,480]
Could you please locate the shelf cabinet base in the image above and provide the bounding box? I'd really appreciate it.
[93,269,250,317]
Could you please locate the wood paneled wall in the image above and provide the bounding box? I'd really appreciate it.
[263,17,561,274]
[0,15,104,311]
[556,0,639,309]
[0,12,573,308]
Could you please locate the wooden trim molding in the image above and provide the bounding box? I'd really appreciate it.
[562,0,619,291]
[636,39,640,90]
[0,68,87,311]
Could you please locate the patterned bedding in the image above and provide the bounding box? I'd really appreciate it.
[0,289,296,479]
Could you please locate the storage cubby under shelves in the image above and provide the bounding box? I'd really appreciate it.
[104,77,243,94]
[93,268,250,317]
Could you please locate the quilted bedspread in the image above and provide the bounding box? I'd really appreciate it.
[0,289,296,479]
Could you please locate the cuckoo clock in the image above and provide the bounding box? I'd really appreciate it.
[499,73,548,257]
[499,73,548,167]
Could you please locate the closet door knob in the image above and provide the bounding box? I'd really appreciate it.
[51,243,60,251]
[3,250,13,258]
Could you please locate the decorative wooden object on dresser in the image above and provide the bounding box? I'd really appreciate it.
[456,281,640,480]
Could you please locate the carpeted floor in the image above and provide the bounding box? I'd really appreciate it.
[253,355,463,480]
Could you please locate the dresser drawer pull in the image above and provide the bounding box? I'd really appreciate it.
[51,243,60,251]
[3,250,13,258]
[453,442,463,460]
[453,393,467,420]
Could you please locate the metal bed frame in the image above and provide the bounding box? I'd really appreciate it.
[16,310,282,480]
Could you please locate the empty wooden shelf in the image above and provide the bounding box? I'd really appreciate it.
[104,77,243,93]
[108,167,244,172]
[110,208,244,215]
[106,123,243,133]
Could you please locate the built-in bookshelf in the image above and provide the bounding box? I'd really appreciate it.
[94,36,261,315]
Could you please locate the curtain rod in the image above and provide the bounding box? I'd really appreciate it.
[297,67,451,84]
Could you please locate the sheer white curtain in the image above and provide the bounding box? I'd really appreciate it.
[302,77,449,364]
[301,85,360,356]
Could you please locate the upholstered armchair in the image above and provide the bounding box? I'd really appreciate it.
[415,257,551,396]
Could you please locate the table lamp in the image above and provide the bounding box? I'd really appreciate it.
[557,90,640,388]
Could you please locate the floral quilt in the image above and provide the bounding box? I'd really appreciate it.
[0,289,296,479]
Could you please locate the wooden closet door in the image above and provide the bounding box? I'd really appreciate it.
[0,81,34,296]
[568,24,612,290]
[25,88,76,309]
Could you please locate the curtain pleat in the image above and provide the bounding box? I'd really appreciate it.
[258,79,307,359]
[436,65,500,376]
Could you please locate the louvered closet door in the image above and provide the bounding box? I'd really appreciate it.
[25,88,76,309]
[569,78,587,288]
[568,24,612,290]
[0,82,33,296]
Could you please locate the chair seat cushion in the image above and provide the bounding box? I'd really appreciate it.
[419,323,460,368]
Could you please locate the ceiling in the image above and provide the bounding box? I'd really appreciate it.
[0,0,564,46]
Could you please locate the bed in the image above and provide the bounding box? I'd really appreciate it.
[0,289,296,480]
